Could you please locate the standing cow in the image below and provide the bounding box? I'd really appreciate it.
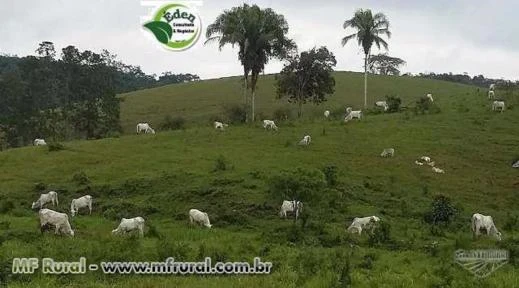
[189,209,212,228]
[472,213,502,241]
[32,191,59,209]
[112,217,146,237]
[279,200,303,220]
[70,195,93,216]
[39,208,74,237]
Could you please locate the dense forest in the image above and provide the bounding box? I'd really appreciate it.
[0,41,200,149]
[411,72,518,89]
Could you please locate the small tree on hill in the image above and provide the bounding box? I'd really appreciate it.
[276,46,337,117]
[368,53,406,76]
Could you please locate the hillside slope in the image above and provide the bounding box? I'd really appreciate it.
[119,71,479,133]
[1,75,519,287]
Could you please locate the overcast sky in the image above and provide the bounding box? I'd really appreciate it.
[1,0,518,80]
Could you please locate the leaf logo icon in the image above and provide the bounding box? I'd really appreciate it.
[143,21,173,44]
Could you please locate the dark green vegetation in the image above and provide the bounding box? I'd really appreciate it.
[1,73,519,287]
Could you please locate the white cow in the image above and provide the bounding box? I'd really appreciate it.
[347,216,380,235]
[375,101,389,111]
[214,121,228,130]
[262,120,278,131]
[492,101,505,112]
[112,217,145,237]
[70,195,93,217]
[420,156,431,163]
[472,213,501,241]
[344,107,362,122]
[39,208,74,237]
[380,148,395,157]
[279,200,303,220]
[324,110,330,118]
[513,160,519,168]
[489,84,495,91]
[31,191,58,209]
[298,135,311,146]
[34,138,47,146]
[432,167,445,174]
[488,90,495,99]
[415,160,424,166]
[426,93,434,102]
[189,209,212,228]
[136,123,155,134]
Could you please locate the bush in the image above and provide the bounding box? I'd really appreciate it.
[415,97,440,114]
[322,165,338,187]
[47,142,65,152]
[72,171,90,185]
[385,95,402,112]
[368,221,391,247]
[0,201,14,214]
[424,195,458,226]
[213,155,228,172]
[160,115,186,131]
[272,107,292,121]
[358,253,378,270]
[223,104,247,124]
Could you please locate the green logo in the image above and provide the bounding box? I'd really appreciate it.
[143,3,201,51]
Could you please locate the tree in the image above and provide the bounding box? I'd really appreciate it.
[35,41,56,59]
[206,4,295,122]
[276,47,336,117]
[368,53,405,75]
[341,9,391,108]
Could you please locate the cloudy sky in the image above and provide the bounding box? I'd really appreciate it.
[1,0,517,80]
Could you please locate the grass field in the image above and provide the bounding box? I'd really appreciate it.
[1,72,519,287]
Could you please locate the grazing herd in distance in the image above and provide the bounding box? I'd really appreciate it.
[26,83,512,241]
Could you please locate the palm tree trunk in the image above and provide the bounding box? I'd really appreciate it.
[364,54,368,108]
[251,88,255,122]
[243,74,248,122]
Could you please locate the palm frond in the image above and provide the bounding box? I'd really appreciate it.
[341,33,357,46]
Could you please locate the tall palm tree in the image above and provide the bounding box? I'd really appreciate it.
[206,4,295,122]
[342,9,391,108]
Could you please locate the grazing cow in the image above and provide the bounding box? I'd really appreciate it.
[112,217,145,237]
[415,160,424,166]
[344,107,362,122]
[492,101,505,112]
[375,101,389,111]
[39,208,74,237]
[189,209,212,228]
[262,120,278,131]
[31,191,58,209]
[472,213,501,241]
[380,148,395,157]
[34,139,47,146]
[488,90,495,99]
[279,200,303,220]
[420,156,431,163]
[324,110,330,118]
[426,93,434,102]
[432,167,445,174]
[298,135,311,146]
[347,216,380,235]
[136,123,155,134]
[214,121,228,130]
[427,161,436,167]
[513,160,519,168]
[70,195,93,217]
[489,84,495,91]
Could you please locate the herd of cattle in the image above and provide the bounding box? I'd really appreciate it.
[29,84,507,241]
[31,191,503,241]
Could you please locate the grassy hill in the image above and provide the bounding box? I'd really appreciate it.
[120,71,483,132]
[1,73,519,287]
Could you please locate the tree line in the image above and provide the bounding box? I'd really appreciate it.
[0,42,199,149]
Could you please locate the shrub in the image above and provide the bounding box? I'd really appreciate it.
[322,165,338,186]
[272,107,292,121]
[223,104,247,124]
[213,155,228,172]
[269,168,326,205]
[47,142,65,152]
[72,171,90,185]
[424,195,458,226]
[33,182,47,192]
[0,200,14,213]
[358,253,378,270]
[368,221,391,247]
[415,97,440,114]
[385,95,402,112]
[160,115,186,130]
